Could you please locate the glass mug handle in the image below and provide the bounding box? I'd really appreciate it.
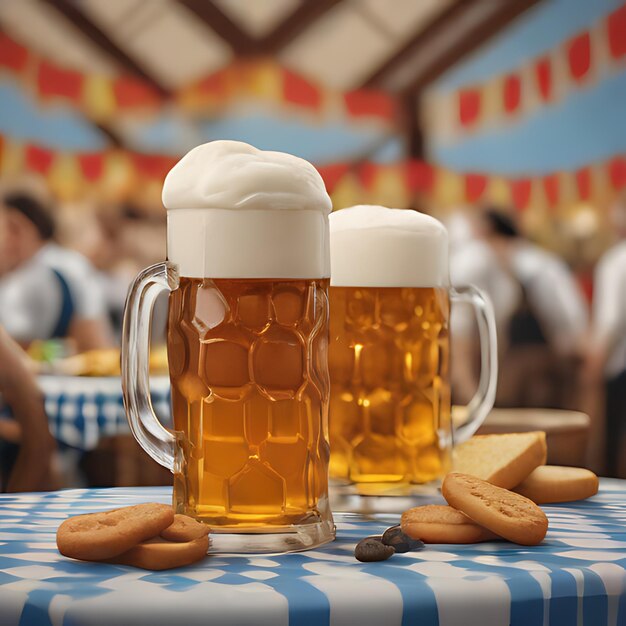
[121,261,178,471]
[449,285,498,442]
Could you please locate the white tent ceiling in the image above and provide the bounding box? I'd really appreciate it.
[0,0,460,91]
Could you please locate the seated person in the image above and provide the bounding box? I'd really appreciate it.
[0,324,55,492]
[0,192,114,351]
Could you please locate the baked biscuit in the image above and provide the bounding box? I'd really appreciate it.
[56,503,174,561]
[514,465,599,504]
[108,536,210,570]
[401,504,498,544]
[161,514,210,542]
[442,472,548,546]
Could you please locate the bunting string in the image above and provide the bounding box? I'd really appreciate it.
[1,134,623,214]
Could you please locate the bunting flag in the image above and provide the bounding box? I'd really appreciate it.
[175,60,396,124]
[0,32,396,126]
[0,32,160,121]
[1,134,623,214]
[424,3,626,139]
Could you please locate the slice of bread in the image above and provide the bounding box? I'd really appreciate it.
[452,432,547,489]
[514,465,598,504]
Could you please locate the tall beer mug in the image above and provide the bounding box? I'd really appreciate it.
[122,141,335,552]
[328,205,497,488]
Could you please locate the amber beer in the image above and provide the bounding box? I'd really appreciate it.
[328,205,497,487]
[168,277,330,526]
[329,286,450,484]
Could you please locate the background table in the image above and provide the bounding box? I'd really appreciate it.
[0,375,171,451]
[1,482,626,626]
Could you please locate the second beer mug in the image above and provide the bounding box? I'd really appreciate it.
[122,141,335,552]
[328,205,497,489]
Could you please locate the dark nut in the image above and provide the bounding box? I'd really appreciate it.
[354,537,394,562]
[381,524,425,553]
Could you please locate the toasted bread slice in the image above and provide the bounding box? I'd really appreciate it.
[452,432,547,489]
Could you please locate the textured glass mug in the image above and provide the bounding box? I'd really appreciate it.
[121,262,335,553]
[328,206,498,494]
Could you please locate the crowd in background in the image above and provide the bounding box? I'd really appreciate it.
[446,198,626,476]
[0,187,624,492]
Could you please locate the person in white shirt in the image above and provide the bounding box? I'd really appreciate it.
[586,193,626,476]
[451,207,588,408]
[0,193,113,351]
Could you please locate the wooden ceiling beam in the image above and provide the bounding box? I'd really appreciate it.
[361,0,542,93]
[257,0,345,55]
[93,123,125,149]
[40,0,170,97]
[400,0,542,94]
[361,0,472,90]
[177,0,257,55]
[178,0,344,56]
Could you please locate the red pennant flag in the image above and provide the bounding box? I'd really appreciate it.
[358,162,378,190]
[114,76,160,108]
[78,153,104,182]
[575,167,591,200]
[608,156,626,189]
[316,163,349,193]
[26,145,54,174]
[567,32,591,81]
[37,61,83,100]
[607,4,626,59]
[510,179,532,211]
[282,69,321,110]
[534,57,552,102]
[458,89,481,127]
[132,153,177,180]
[406,160,434,192]
[344,90,395,120]
[196,69,227,96]
[503,74,521,113]
[543,174,560,207]
[0,33,28,72]
[465,174,487,202]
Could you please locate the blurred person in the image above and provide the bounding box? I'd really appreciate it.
[0,324,55,492]
[586,192,626,476]
[559,205,609,306]
[84,203,167,339]
[0,192,113,351]
[451,206,588,409]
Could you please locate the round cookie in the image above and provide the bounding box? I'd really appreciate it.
[514,465,599,504]
[161,514,210,542]
[401,504,499,544]
[57,503,174,561]
[108,535,210,570]
[442,472,548,546]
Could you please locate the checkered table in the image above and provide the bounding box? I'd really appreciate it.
[1,376,171,451]
[1,481,626,626]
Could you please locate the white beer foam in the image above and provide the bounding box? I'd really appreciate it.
[330,205,449,287]
[162,140,331,279]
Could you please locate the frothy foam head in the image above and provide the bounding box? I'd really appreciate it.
[162,140,331,279]
[330,205,449,287]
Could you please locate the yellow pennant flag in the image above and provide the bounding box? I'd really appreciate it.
[101,151,135,200]
[48,153,83,200]
[83,75,116,122]
[370,165,410,208]
[331,171,365,210]
[433,168,464,208]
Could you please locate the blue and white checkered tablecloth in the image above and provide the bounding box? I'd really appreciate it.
[1,376,172,451]
[1,482,626,626]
